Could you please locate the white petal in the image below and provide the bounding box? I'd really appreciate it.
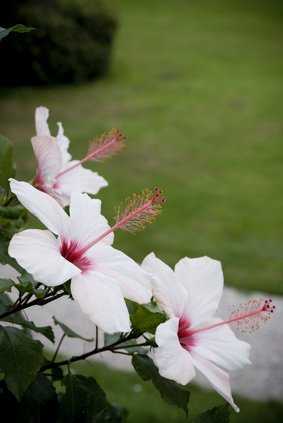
[56,161,108,200]
[8,229,80,286]
[56,122,72,165]
[35,106,50,136]
[142,253,187,318]
[0,263,20,283]
[191,352,239,412]
[31,136,62,183]
[71,271,131,334]
[9,179,70,236]
[192,319,251,371]
[151,318,196,385]
[69,192,114,245]
[87,244,152,304]
[175,257,223,326]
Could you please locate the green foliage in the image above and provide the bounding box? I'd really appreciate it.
[0,135,27,238]
[0,135,15,190]
[132,354,190,414]
[0,326,44,399]
[53,316,94,341]
[0,24,34,41]
[193,405,231,423]
[0,278,14,294]
[0,0,117,85]
[0,293,55,342]
[60,374,127,422]
[130,303,166,335]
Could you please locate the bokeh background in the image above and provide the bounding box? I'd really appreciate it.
[1,0,283,421]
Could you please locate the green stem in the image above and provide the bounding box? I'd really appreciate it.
[0,291,66,320]
[41,337,150,372]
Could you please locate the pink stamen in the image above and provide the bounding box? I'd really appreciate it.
[60,239,92,273]
[55,129,125,180]
[189,298,275,336]
[78,188,165,255]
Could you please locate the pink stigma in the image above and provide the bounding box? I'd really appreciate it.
[178,316,196,351]
[60,239,92,273]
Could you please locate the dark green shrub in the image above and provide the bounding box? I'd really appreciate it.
[0,0,118,85]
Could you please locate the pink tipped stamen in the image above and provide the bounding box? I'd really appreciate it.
[78,189,165,255]
[189,299,275,336]
[55,129,124,180]
[178,299,275,351]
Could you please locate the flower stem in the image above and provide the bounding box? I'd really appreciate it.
[0,291,65,320]
[40,337,150,372]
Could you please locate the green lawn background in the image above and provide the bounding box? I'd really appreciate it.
[0,0,283,294]
[1,1,283,421]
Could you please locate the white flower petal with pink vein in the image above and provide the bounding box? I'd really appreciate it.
[142,252,187,318]
[71,271,131,334]
[69,192,114,245]
[57,161,108,201]
[175,256,223,326]
[8,229,80,286]
[191,351,240,412]
[56,122,72,165]
[145,254,252,410]
[87,244,152,304]
[9,186,151,333]
[192,319,251,370]
[151,318,196,385]
[0,263,20,283]
[31,135,62,183]
[35,106,50,136]
[9,179,70,236]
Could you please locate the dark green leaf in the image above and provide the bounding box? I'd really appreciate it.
[20,374,58,422]
[53,317,93,342]
[0,380,19,421]
[193,404,231,423]
[60,374,126,423]
[0,205,26,220]
[104,332,121,346]
[130,304,166,334]
[0,24,34,41]
[0,135,15,190]
[132,354,190,414]
[0,293,55,342]
[0,279,14,294]
[0,326,44,399]
[51,366,64,381]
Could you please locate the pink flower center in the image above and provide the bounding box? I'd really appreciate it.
[178,316,197,351]
[60,239,92,273]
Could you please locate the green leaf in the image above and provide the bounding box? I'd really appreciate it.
[0,205,26,220]
[53,317,93,342]
[20,374,59,423]
[0,293,55,342]
[130,303,166,334]
[132,354,190,414]
[104,332,121,346]
[0,326,44,399]
[60,374,126,423]
[0,279,14,294]
[193,405,231,423]
[0,24,34,41]
[0,135,15,190]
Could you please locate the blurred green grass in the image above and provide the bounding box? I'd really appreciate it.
[0,0,283,294]
[74,361,283,423]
